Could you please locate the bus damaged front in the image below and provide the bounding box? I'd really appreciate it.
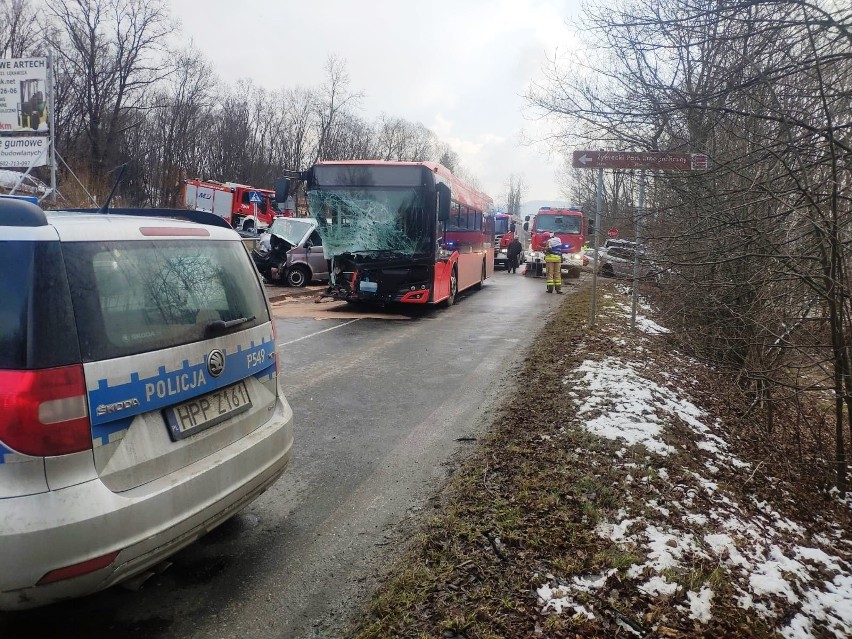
[300,166,451,305]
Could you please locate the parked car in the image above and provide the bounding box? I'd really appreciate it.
[253,216,329,287]
[598,239,653,278]
[0,196,294,610]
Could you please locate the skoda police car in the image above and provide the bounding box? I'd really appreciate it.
[0,197,294,609]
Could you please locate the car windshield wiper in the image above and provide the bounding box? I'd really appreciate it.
[205,315,256,336]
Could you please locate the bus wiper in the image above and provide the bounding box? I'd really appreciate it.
[205,315,256,335]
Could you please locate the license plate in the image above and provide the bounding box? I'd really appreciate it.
[359,280,378,292]
[164,380,252,441]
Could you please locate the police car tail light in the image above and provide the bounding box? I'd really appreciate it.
[0,364,92,457]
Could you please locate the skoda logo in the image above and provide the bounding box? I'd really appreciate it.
[207,349,225,377]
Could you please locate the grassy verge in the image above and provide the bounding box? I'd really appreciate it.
[349,282,849,639]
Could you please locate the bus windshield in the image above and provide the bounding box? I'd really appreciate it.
[536,215,582,234]
[307,188,430,256]
[495,217,510,235]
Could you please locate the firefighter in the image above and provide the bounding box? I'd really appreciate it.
[543,233,563,294]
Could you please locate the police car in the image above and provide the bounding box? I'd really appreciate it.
[0,197,294,609]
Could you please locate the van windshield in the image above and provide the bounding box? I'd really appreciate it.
[269,218,314,245]
[63,240,269,361]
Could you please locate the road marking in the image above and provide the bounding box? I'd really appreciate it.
[278,319,362,346]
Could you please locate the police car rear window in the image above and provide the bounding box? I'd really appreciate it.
[0,241,80,369]
[63,240,269,361]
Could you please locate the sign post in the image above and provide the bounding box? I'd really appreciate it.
[572,150,709,171]
[589,167,603,326]
[573,149,709,329]
[249,190,262,225]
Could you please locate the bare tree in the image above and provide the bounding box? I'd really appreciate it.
[435,143,459,172]
[506,173,526,217]
[0,0,39,57]
[136,47,214,206]
[529,0,852,491]
[46,0,174,181]
[314,55,363,163]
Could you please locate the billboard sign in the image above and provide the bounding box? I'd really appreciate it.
[0,58,49,133]
[572,150,709,171]
[0,57,50,169]
[0,136,49,168]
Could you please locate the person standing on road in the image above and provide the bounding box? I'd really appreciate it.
[544,234,564,294]
[507,237,523,274]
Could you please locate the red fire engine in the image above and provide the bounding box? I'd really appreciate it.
[183,178,280,232]
[524,206,587,278]
[493,212,523,269]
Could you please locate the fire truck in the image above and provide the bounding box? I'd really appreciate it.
[183,178,278,232]
[523,206,587,278]
[493,211,523,269]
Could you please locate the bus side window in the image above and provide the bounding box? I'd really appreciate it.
[451,203,463,230]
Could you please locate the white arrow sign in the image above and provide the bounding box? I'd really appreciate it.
[578,154,592,165]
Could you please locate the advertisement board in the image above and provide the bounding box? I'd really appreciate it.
[0,57,50,169]
[0,58,49,133]
[0,136,49,168]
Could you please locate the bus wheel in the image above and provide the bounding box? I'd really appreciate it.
[474,260,485,290]
[443,267,458,307]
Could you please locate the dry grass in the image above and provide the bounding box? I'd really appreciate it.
[349,281,851,639]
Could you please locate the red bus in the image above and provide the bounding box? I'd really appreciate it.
[275,161,494,305]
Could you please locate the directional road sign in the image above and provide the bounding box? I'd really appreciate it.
[573,150,709,171]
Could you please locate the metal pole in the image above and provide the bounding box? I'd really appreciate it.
[590,167,603,326]
[631,169,645,330]
[48,52,57,205]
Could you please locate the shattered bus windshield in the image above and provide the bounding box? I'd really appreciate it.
[307,188,430,257]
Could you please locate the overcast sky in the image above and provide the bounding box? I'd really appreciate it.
[168,0,582,204]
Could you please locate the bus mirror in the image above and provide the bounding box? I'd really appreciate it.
[437,183,451,221]
[274,177,291,205]
[524,215,530,222]
[523,221,529,232]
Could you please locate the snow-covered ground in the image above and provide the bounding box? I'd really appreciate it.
[537,294,852,638]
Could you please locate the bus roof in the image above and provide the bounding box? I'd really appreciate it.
[315,160,493,212]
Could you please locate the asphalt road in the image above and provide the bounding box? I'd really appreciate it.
[0,269,575,639]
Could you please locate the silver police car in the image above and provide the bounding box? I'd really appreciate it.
[0,197,294,609]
